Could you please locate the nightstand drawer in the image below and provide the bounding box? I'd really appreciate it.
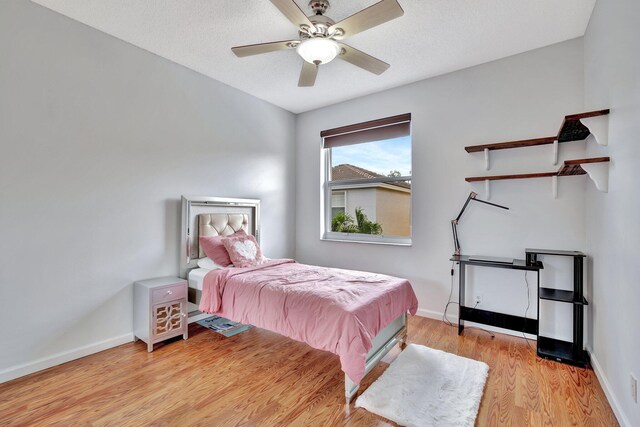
[152,283,186,305]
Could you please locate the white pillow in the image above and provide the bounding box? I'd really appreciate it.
[197,257,225,270]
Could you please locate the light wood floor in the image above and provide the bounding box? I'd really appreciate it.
[0,316,617,426]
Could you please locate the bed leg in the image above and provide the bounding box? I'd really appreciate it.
[399,330,408,350]
[345,375,359,403]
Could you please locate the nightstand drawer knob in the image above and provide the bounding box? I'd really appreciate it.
[150,283,186,305]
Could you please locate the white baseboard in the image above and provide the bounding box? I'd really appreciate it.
[588,349,632,427]
[0,333,134,384]
[416,307,449,320]
[415,308,537,340]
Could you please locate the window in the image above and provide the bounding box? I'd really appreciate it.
[321,113,412,245]
[331,191,346,218]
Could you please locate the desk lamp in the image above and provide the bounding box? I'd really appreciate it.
[451,192,509,255]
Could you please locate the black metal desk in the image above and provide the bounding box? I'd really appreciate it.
[450,255,543,336]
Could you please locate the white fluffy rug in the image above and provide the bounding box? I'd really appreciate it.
[355,344,489,427]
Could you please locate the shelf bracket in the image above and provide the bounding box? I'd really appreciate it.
[552,140,559,165]
[552,175,558,199]
[581,162,609,192]
[484,148,490,171]
[485,179,491,200]
[580,115,609,146]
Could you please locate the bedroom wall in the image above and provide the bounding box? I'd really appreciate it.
[583,0,640,424]
[295,39,587,341]
[0,1,295,381]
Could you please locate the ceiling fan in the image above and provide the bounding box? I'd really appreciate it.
[231,0,404,87]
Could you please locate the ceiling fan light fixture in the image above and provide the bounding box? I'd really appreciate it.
[296,38,340,65]
[231,0,403,87]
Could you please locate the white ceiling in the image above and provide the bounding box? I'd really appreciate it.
[31,0,596,113]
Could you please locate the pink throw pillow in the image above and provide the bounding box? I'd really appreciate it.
[222,234,264,268]
[199,229,246,266]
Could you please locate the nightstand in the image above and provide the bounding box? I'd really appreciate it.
[134,276,188,352]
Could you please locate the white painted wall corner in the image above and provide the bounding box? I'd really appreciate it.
[588,348,633,427]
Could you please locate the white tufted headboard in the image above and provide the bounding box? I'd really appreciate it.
[197,213,249,258]
[180,196,260,278]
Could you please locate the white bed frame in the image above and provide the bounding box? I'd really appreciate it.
[180,195,407,402]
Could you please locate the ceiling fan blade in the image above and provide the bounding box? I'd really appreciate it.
[329,0,404,39]
[298,61,318,87]
[337,43,390,75]
[270,0,316,32]
[231,40,298,57]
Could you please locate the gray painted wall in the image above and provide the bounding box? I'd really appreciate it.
[0,1,295,378]
[584,0,640,424]
[296,39,587,341]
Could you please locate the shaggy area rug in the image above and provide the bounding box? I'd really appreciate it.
[355,344,489,427]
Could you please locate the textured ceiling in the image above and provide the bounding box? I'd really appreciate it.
[31,0,596,113]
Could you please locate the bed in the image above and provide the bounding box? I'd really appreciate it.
[181,196,418,402]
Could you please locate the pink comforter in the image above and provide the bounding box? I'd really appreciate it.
[199,259,418,384]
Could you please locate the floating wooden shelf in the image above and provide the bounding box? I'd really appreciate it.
[464,109,611,159]
[465,136,557,153]
[464,108,611,195]
[557,109,610,143]
[557,156,610,176]
[465,157,610,194]
[465,172,556,182]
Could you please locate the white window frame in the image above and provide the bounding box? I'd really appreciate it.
[321,132,412,246]
[330,190,347,217]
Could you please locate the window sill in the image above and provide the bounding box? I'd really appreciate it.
[321,233,412,246]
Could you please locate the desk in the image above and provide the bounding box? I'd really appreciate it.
[450,255,543,336]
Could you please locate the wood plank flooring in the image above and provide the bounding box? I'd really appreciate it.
[0,316,618,426]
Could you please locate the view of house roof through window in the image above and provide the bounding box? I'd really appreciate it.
[330,136,412,179]
[331,164,411,189]
[323,115,412,244]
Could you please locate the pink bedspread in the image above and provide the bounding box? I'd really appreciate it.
[199,259,418,384]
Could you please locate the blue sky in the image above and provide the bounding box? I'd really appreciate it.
[331,136,412,176]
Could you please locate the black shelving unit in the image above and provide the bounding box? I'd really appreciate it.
[526,248,589,367]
